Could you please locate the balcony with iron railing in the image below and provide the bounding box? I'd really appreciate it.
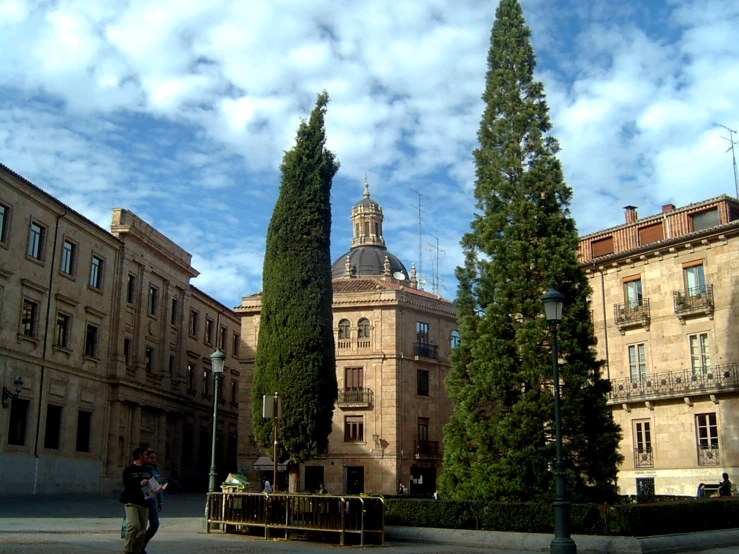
[413,342,438,360]
[614,299,650,334]
[414,440,440,459]
[609,362,739,404]
[337,388,373,409]
[633,447,653,468]
[673,284,714,323]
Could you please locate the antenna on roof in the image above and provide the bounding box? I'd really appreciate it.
[410,188,429,289]
[719,124,739,198]
[427,233,446,296]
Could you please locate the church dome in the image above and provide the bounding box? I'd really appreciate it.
[331,246,408,280]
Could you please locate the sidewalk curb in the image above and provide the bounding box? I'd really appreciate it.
[386,526,739,553]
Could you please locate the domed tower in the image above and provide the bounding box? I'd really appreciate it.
[331,178,409,281]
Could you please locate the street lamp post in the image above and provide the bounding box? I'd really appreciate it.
[208,348,226,493]
[541,286,576,554]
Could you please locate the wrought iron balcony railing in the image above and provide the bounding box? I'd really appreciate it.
[633,448,653,468]
[698,445,720,466]
[414,342,438,360]
[414,440,440,459]
[337,388,373,408]
[673,284,714,322]
[609,362,739,403]
[614,299,650,334]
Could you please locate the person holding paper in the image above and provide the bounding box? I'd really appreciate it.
[143,450,163,553]
[120,447,152,554]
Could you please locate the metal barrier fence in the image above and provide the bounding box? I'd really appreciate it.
[206,492,384,546]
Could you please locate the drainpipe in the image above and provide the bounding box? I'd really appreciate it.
[599,269,611,381]
[32,208,67,494]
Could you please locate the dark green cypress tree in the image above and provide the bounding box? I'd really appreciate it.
[439,0,622,502]
[251,91,339,465]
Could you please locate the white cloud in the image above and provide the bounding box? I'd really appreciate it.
[1,0,738,307]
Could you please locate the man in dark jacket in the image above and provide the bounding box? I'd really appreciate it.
[121,447,152,554]
[719,473,732,497]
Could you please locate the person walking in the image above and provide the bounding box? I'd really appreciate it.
[696,483,705,498]
[142,449,163,554]
[121,447,152,554]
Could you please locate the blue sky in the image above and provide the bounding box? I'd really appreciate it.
[1,0,738,308]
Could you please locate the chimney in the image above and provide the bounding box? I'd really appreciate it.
[662,203,676,213]
[624,205,638,224]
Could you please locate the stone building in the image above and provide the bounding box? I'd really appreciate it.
[578,196,739,496]
[0,162,240,494]
[236,181,458,495]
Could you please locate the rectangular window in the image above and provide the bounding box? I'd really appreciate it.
[76,410,92,453]
[690,333,710,375]
[85,324,98,357]
[416,321,429,344]
[418,417,429,441]
[27,221,45,259]
[186,362,195,390]
[691,209,720,232]
[44,404,63,450]
[204,318,213,344]
[124,338,132,366]
[684,263,706,296]
[345,367,363,390]
[7,398,29,446]
[219,326,227,352]
[344,416,364,442]
[56,313,71,348]
[638,223,663,246]
[171,298,178,325]
[168,355,174,375]
[634,420,651,452]
[126,274,136,304]
[231,380,238,404]
[591,236,614,258]
[628,343,646,382]
[60,240,75,275]
[417,370,429,396]
[624,279,643,308]
[0,203,8,243]
[203,370,210,395]
[147,286,158,316]
[189,310,198,336]
[696,413,718,450]
[232,333,240,357]
[21,299,38,337]
[145,347,153,373]
[89,256,103,289]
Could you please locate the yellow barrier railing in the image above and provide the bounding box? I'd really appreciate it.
[205,492,384,546]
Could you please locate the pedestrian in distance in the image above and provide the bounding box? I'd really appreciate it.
[719,473,732,497]
[142,449,163,554]
[433,489,439,500]
[318,483,327,494]
[263,480,272,494]
[120,447,152,554]
[696,483,705,498]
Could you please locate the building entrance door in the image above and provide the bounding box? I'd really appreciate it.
[410,466,436,496]
[344,466,364,495]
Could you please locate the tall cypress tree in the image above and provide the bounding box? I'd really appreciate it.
[439,0,622,502]
[251,91,339,466]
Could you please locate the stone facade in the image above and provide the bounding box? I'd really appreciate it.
[579,196,739,496]
[0,163,240,494]
[236,184,457,495]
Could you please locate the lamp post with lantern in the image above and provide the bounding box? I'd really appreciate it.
[541,286,576,554]
[208,348,226,493]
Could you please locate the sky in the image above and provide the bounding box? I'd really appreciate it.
[1,0,738,309]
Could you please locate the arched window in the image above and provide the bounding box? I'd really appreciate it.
[338,319,351,340]
[451,330,461,349]
[357,318,370,339]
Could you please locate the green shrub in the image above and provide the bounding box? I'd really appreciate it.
[612,498,739,536]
